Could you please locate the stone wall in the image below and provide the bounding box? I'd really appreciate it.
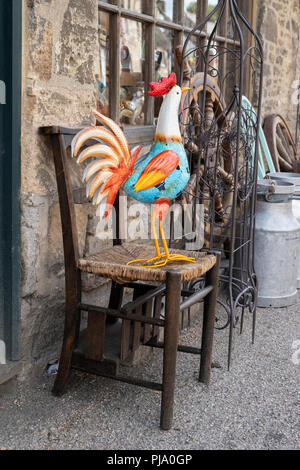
[20,0,111,376]
[256,0,300,145]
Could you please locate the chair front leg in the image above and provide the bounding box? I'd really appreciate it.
[160,271,182,431]
[199,253,220,384]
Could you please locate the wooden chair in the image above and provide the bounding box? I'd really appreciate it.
[40,125,220,430]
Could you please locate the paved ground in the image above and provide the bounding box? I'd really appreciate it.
[0,299,299,450]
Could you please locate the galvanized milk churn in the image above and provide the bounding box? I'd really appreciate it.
[268,173,300,288]
[255,180,300,307]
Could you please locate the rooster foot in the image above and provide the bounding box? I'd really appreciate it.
[126,212,195,268]
[151,253,196,267]
[127,253,196,268]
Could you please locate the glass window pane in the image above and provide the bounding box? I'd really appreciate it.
[227,16,235,40]
[120,18,145,126]
[121,0,143,13]
[184,1,197,28]
[97,11,110,116]
[154,27,174,119]
[184,1,220,29]
[207,0,219,33]
[155,27,174,80]
[183,34,198,75]
[156,1,173,22]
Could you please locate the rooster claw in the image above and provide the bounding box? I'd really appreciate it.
[127,253,196,268]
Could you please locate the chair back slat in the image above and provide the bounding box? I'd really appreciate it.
[40,125,123,260]
[73,187,89,205]
[51,132,79,268]
[40,123,178,251]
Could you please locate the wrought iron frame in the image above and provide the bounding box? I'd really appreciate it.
[179,0,264,368]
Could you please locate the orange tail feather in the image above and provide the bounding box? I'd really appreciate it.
[104,145,143,218]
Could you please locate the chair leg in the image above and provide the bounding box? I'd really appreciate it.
[107,281,124,325]
[52,299,80,396]
[160,271,181,431]
[199,253,220,385]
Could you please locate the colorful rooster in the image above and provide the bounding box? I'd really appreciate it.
[72,73,194,267]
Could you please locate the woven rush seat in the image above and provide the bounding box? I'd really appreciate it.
[79,243,217,283]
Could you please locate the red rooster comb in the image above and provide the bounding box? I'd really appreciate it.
[148,72,177,97]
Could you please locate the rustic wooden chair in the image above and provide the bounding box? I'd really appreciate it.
[40,125,220,430]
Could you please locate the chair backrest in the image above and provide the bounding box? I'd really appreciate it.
[40,126,86,281]
[40,125,162,275]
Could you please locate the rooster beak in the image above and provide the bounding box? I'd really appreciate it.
[181,87,191,94]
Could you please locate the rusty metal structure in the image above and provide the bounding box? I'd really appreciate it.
[178,0,264,367]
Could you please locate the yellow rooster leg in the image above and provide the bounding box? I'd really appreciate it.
[127,214,196,268]
[152,210,162,259]
[151,220,196,267]
[127,211,164,267]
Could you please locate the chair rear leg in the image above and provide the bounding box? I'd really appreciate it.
[52,299,80,396]
[199,253,220,385]
[107,281,124,325]
[160,271,181,431]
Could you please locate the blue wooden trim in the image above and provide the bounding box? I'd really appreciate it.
[0,0,22,361]
[241,96,275,179]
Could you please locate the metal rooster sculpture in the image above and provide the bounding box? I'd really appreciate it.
[72,73,194,267]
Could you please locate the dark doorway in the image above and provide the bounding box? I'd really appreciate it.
[0,0,22,361]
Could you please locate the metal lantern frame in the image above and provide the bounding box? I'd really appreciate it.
[178,0,264,367]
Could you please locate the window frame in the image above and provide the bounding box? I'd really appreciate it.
[98,0,257,144]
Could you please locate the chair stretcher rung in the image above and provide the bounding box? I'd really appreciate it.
[72,363,162,391]
[180,285,213,311]
[146,340,202,355]
[78,303,165,326]
[121,285,166,313]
